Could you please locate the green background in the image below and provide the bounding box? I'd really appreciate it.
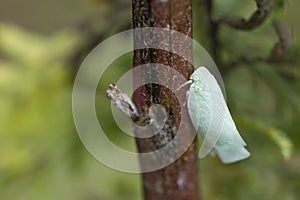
[0,0,300,199]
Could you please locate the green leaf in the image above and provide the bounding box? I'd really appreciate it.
[238,116,293,159]
[266,127,293,159]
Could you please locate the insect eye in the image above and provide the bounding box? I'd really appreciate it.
[193,76,199,81]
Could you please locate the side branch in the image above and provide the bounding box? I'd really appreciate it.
[215,0,274,30]
[106,84,139,121]
[106,84,151,126]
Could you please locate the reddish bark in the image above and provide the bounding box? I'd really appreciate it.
[132,0,200,199]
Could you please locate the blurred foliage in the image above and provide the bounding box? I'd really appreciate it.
[0,23,140,200]
[0,0,300,200]
[194,1,300,200]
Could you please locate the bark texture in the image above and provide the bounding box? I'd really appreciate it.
[132,0,200,199]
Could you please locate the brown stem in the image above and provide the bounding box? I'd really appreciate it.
[269,20,293,61]
[132,0,200,199]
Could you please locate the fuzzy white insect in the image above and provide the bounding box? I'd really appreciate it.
[179,66,250,164]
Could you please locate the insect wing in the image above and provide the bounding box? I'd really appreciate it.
[187,67,227,158]
[188,67,250,163]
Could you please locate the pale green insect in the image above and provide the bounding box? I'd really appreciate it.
[180,66,250,164]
